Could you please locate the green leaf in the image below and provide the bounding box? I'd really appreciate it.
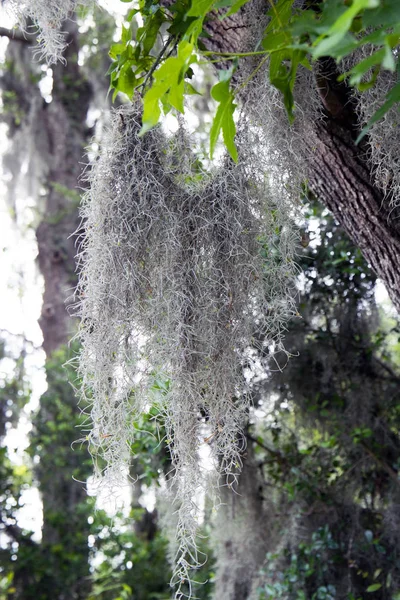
[344,48,385,87]
[109,42,126,60]
[328,0,379,36]
[168,15,198,35]
[184,81,200,95]
[265,0,293,32]
[187,0,215,17]
[382,43,396,71]
[214,0,238,7]
[117,65,136,97]
[366,584,382,592]
[121,24,131,44]
[269,48,303,122]
[225,0,250,17]
[209,68,238,162]
[140,41,195,135]
[373,569,382,579]
[313,0,380,59]
[126,8,140,22]
[185,0,215,38]
[168,78,185,113]
[313,30,357,59]
[262,29,289,52]
[363,0,400,28]
[134,9,167,57]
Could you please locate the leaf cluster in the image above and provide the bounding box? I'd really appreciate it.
[109,0,400,157]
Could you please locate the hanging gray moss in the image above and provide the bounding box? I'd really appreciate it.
[5,0,89,63]
[340,48,400,208]
[75,102,298,595]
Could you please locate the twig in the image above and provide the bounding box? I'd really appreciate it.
[372,355,400,382]
[361,442,400,487]
[137,35,175,93]
[247,433,284,461]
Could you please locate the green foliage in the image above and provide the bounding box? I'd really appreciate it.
[109,0,400,158]
[0,572,15,599]
[258,521,400,598]
[140,40,196,135]
[258,526,340,600]
[0,342,178,600]
[251,195,400,600]
[129,408,169,487]
[209,65,237,161]
[88,509,171,600]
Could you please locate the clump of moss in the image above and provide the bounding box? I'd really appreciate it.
[5,0,89,63]
[75,103,298,594]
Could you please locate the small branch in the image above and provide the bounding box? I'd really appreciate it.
[137,35,175,93]
[0,27,35,44]
[202,50,268,57]
[235,54,269,94]
[372,355,400,382]
[247,433,283,461]
[361,442,400,487]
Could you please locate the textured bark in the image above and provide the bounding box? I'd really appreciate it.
[36,21,93,600]
[310,118,400,313]
[36,22,92,355]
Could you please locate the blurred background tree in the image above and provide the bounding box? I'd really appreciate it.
[0,5,174,599]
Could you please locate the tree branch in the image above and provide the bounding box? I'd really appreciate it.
[0,27,35,44]
[360,442,400,487]
[372,354,400,383]
[247,433,284,461]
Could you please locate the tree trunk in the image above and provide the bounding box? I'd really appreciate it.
[309,117,400,312]
[36,22,93,600]
[212,444,272,600]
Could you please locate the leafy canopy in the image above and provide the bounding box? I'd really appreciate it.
[109,0,400,159]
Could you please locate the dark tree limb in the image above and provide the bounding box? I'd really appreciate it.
[360,442,400,487]
[0,27,35,44]
[0,518,37,547]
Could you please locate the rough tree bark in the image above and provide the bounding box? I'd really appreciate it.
[35,23,92,355]
[35,22,93,600]
[311,117,400,312]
